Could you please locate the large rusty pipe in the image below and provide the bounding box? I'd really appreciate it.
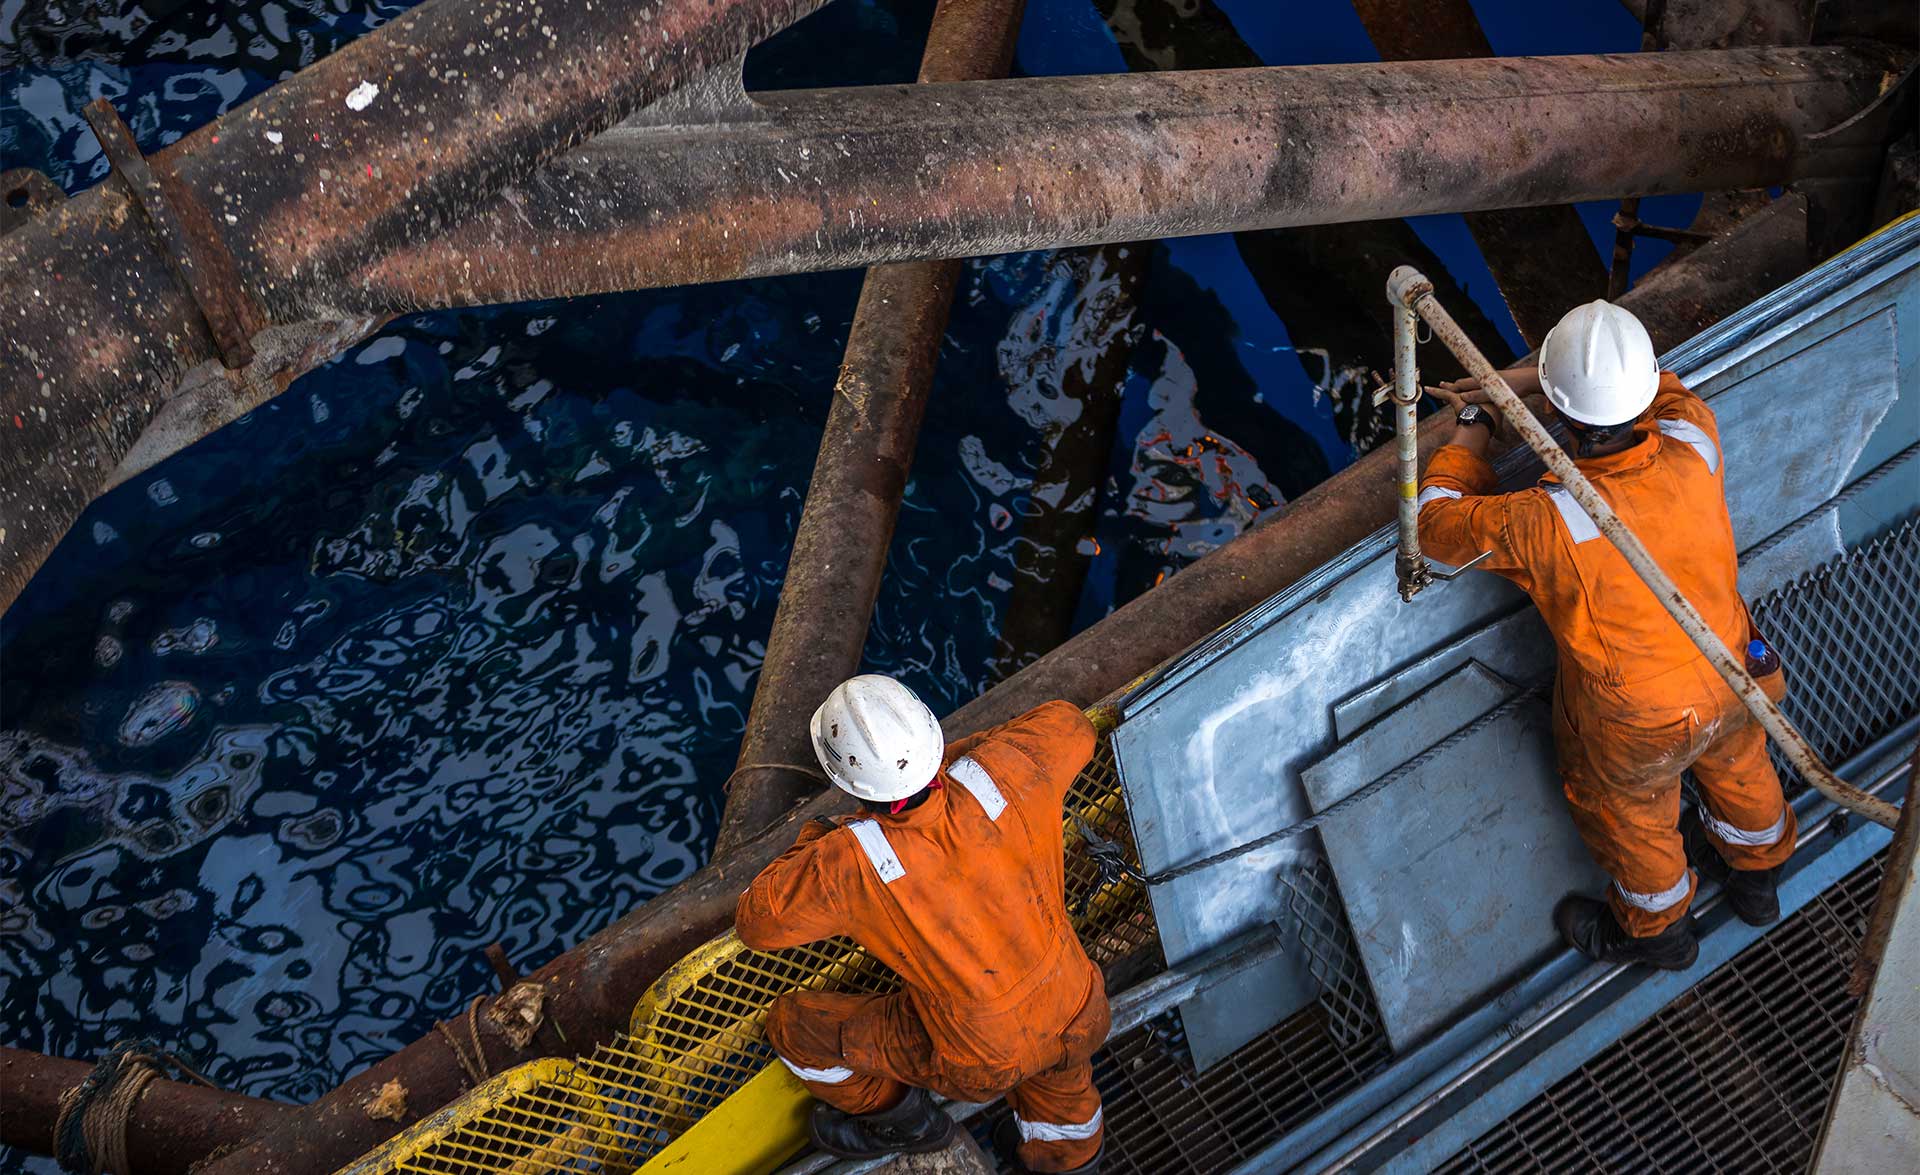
[360,47,1884,308]
[715,0,1030,857]
[1351,0,1610,347]
[185,190,1813,1175]
[0,0,831,617]
[0,1045,295,1175]
[0,46,1890,618]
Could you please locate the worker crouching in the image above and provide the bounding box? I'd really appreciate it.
[736,675,1109,1173]
[1418,301,1797,971]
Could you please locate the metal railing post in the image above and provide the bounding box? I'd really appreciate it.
[1391,295,1432,601]
[1385,264,1899,829]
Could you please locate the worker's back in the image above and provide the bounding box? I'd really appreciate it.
[1425,373,1747,689]
[737,700,1100,1073]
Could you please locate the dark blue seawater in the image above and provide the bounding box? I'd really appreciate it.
[1,1,1695,1166]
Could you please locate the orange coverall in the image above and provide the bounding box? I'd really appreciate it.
[1418,372,1795,936]
[736,700,1109,1172]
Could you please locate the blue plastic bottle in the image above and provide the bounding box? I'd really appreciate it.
[1745,637,1781,677]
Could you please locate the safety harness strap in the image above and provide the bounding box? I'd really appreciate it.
[846,820,906,884]
[946,756,1007,821]
[1657,418,1721,474]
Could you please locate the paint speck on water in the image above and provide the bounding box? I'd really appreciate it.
[355,337,407,365]
[310,395,331,423]
[147,479,177,507]
[265,130,282,144]
[92,521,118,545]
[345,80,379,110]
[154,618,219,656]
[118,682,201,746]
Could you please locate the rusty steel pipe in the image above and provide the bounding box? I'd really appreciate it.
[715,0,1030,856]
[181,192,1817,1175]
[358,46,1887,308]
[0,0,830,617]
[0,1045,295,1175]
[1352,0,1609,347]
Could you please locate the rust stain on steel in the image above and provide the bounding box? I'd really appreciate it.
[0,0,832,618]
[358,48,1890,312]
[84,98,265,369]
[715,0,1031,854]
[164,0,830,316]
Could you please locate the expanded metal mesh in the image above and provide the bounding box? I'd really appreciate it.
[1752,517,1920,790]
[1436,854,1885,1175]
[337,732,1155,1175]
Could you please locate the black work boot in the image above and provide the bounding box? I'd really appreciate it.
[1554,896,1698,971]
[993,1115,1104,1174]
[809,1087,955,1159]
[1682,808,1782,926]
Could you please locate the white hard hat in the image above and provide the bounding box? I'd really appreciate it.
[810,675,945,803]
[1538,300,1660,427]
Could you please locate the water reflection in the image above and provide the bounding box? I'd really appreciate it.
[0,3,1347,1159]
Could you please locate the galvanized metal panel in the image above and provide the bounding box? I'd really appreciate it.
[1719,308,1899,599]
[1312,686,1604,1053]
[1331,611,1553,742]
[1305,661,1516,812]
[1110,559,1526,1070]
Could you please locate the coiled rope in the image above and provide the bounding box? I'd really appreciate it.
[435,996,494,1088]
[54,1039,217,1174]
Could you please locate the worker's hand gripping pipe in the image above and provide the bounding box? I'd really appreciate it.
[1385,265,1900,830]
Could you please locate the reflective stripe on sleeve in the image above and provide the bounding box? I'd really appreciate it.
[946,756,1007,821]
[1015,1106,1104,1144]
[1615,871,1691,912]
[778,1055,854,1084]
[1700,805,1787,848]
[1416,485,1462,511]
[1543,484,1602,544]
[1657,419,1721,474]
[846,819,906,884]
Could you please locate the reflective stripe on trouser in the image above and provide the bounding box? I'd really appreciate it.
[1553,662,1796,937]
[764,986,1108,1172]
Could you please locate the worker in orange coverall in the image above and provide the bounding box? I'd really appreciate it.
[1418,300,1795,971]
[736,674,1108,1173]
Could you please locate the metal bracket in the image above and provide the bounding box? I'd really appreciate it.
[83,98,262,370]
[1399,549,1492,601]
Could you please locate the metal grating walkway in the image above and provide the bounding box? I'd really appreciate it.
[1436,854,1885,1174]
[1068,517,1917,1175]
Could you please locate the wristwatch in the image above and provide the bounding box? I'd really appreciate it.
[1456,404,1496,432]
